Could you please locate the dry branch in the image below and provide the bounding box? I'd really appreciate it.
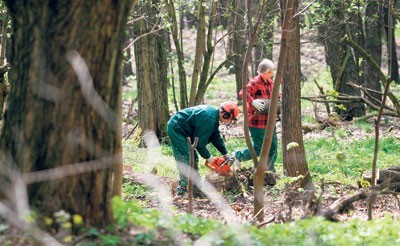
[317,191,368,221]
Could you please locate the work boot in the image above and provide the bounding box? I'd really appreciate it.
[193,186,206,198]
[177,176,188,196]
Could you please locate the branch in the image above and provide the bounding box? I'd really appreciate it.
[124,18,162,51]
[343,36,400,114]
[293,0,318,19]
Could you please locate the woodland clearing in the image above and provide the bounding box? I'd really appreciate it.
[121,29,400,228]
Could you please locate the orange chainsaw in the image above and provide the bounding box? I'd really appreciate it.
[205,156,234,176]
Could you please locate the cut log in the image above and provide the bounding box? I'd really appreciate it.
[360,166,400,191]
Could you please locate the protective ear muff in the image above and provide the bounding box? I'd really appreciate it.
[222,108,233,120]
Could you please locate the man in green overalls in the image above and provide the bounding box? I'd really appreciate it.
[167,101,239,197]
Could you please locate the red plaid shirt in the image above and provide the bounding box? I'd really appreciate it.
[246,75,275,128]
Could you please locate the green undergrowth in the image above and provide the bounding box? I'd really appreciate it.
[104,197,400,245]
[124,127,400,186]
[120,124,400,245]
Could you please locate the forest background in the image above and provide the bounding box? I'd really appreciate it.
[0,0,400,245]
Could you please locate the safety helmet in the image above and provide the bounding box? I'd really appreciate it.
[220,101,239,121]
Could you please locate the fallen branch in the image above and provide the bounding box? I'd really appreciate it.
[317,191,368,221]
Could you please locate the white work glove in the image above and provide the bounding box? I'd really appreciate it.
[251,99,267,112]
[206,156,215,164]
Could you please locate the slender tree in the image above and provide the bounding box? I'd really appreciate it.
[166,0,188,109]
[1,1,134,227]
[253,0,294,222]
[227,0,247,98]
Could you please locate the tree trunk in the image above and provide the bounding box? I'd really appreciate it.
[383,1,399,84]
[227,0,247,98]
[166,0,188,109]
[1,1,134,227]
[364,0,382,102]
[253,0,277,69]
[280,0,312,189]
[134,0,169,139]
[319,1,365,119]
[189,0,206,106]
[253,0,294,222]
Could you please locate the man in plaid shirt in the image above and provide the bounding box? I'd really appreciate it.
[233,58,278,172]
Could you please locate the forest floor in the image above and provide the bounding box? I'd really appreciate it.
[122,28,400,226]
[122,117,400,226]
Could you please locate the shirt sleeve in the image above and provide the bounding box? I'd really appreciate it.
[210,128,228,156]
[192,115,215,159]
[246,80,256,104]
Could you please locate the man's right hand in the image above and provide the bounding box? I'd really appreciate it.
[206,156,215,164]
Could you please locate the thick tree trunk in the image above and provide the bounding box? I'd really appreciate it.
[319,1,365,119]
[280,0,312,189]
[1,1,133,227]
[364,0,382,102]
[134,0,169,139]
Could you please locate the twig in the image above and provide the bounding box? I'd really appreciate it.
[293,0,318,18]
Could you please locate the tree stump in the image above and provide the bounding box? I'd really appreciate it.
[360,166,400,191]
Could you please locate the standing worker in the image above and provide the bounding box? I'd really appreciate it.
[233,58,279,172]
[167,102,239,197]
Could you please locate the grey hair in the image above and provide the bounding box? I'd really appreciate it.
[257,59,275,75]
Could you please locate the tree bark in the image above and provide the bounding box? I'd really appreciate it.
[133,0,169,139]
[189,0,206,106]
[318,1,365,119]
[166,0,188,109]
[227,0,247,98]
[1,1,134,227]
[364,0,382,102]
[383,1,399,84]
[281,0,312,189]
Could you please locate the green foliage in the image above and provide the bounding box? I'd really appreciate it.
[304,135,399,181]
[122,182,148,201]
[354,119,373,133]
[112,197,160,229]
[98,234,121,246]
[174,214,219,236]
[109,197,400,245]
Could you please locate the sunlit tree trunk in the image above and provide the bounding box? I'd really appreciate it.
[189,0,206,106]
[166,0,188,109]
[134,0,169,139]
[1,0,134,227]
[280,0,312,189]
